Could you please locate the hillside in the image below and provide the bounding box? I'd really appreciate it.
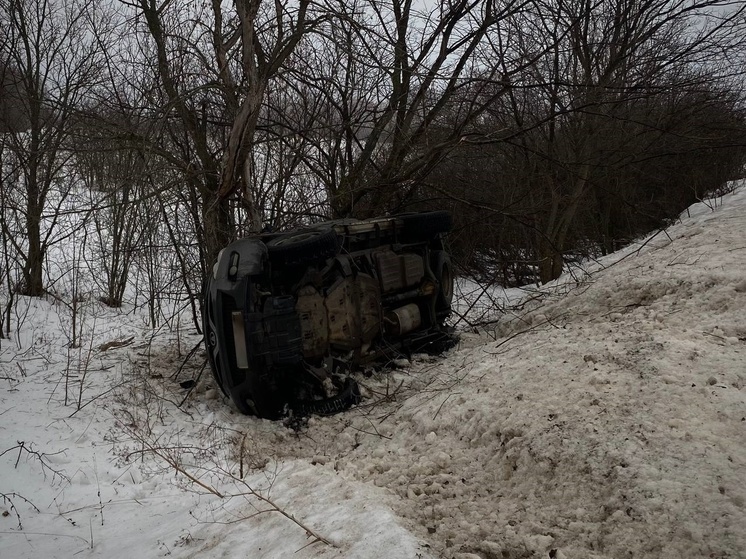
[1,185,745,559]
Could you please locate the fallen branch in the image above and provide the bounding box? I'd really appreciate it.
[121,425,334,548]
[98,336,135,352]
[1,491,40,530]
[1,441,69,483]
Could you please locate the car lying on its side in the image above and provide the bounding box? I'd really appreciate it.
[203,211,455,418]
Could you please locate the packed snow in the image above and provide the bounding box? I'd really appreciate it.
[1,185,745,559]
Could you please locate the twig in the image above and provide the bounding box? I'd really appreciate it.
[433,392,460,420]
[294,538,326,553]
[702,331,727,342]
[128,440,224,497]
[1,442,70,483]
[94,456,104,526]
[1,492,41,530]
[483,318,556,355]
[170,338,204,380]
[68,380,127,418]
[178,360,207,408]
[232,487,333,547]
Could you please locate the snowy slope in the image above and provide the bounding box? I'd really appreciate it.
[1,185,745,559]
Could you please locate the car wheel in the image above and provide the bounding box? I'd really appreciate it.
[432,250,454,311]
[399,211,452,241]
[232,377,285,419]
[202,277,228,397]
[266,227,339,264]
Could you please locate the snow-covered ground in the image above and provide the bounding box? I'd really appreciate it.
[1,185,745,559]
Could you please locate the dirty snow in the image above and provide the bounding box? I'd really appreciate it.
[1,184,745,559]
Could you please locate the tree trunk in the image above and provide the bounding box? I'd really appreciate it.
[23,198,44,296]
[538,237,564,285]
[202,196,234,269]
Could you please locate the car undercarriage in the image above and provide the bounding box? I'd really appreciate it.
[204,211,455,418]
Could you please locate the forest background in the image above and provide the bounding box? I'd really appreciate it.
[1,0,745,337]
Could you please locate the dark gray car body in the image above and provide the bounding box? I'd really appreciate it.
[203,211,454,418]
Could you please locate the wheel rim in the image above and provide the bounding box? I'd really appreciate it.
[442,262,453,302]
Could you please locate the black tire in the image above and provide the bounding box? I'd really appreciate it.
[431,250,454,312]
[230,388,254,415]
[399,211,452,242]
[232,375,285,418]
[266,227,339,265]
[202,276,228,397]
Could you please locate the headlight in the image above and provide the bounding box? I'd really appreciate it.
[213,248,226,279]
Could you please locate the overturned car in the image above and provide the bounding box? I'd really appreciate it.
[203,211,454,418]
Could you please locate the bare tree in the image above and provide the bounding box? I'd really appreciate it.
[0,0,107,296]
[435,0,746,283]
[527,0,746,281]
[399,0,746,286]
[274,0,529,217]
[120,0,317,271]
[72,117,148,308]
[0,131,19,338]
